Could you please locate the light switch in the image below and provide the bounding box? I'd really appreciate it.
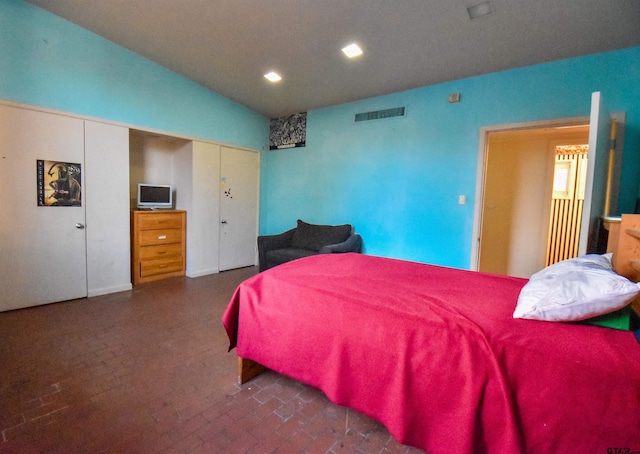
[458,195,466,205]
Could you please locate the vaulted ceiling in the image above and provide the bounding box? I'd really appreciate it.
[27,0,640,119]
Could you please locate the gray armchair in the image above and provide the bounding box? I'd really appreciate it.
[257,220,363,272]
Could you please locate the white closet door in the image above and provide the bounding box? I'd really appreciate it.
[0,105,87,311]
[85,120,131,296]
[219,147,259,271]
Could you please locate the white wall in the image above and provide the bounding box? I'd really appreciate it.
[129,132,189,208]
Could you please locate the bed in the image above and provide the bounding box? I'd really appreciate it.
[222,215,640,453]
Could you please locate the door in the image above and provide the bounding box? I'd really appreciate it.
[578,91,611,255]
[219,147,259,271]
[0,105,87,311]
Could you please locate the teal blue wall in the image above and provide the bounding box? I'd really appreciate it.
[0,0,268,150]
[261,47,640,268]
[3,1,639,269]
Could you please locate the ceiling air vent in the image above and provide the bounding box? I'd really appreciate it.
[355,107,405,122]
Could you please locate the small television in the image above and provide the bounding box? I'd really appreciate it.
[137,183,173,210]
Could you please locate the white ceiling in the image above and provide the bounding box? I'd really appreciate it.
[27,0,640,119]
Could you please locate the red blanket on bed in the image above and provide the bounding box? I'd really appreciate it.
[223,253,640,454]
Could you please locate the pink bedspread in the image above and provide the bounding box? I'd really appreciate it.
[223,253,640,453]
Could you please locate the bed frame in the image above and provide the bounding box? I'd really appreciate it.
[237,214,640,384]
[238,355,269,384]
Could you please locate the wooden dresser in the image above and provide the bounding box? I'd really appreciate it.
[606,214,640,317]
[131,210,186,285]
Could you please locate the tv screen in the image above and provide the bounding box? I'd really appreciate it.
[137,184,173,209]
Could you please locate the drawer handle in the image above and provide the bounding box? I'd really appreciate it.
[158,235,167,240]
[157,251,167,255]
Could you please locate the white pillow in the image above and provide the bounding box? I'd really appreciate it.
[513,253,640,322]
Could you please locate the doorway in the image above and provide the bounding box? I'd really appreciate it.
[475,121,590,278]
[472,94,624,278]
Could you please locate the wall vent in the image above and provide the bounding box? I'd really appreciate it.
[355,107,405,122]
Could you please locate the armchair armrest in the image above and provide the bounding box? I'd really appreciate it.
[257,228,296,272]
[319,234,363,254]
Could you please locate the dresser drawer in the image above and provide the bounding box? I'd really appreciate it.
[139,258,184,278]
[138,212,184,230]
[139,243,183,261]
[139,228,182,246]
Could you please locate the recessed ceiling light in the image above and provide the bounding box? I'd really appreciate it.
[264,71,282,82]
[467,1,492,20]
[342,43,363,58]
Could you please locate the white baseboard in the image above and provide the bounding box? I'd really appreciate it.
[88,283,133,297]
[186,268,220,278]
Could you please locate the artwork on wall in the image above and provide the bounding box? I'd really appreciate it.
[37,160,82,206]
[269,112,307,150]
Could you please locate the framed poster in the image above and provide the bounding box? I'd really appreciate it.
[37,160,82,206]
[269,112,307,150]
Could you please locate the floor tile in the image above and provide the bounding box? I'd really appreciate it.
[0,267,423,453]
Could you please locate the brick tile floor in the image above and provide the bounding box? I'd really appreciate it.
[0,267,424,453]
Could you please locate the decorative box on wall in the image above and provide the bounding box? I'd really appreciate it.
[131,210,186,285]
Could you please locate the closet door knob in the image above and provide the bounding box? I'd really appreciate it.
[221,219,228,224]
[75,223,85,229]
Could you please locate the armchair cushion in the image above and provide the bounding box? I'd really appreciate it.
[265,248,319,269]
[291,220,352,251]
